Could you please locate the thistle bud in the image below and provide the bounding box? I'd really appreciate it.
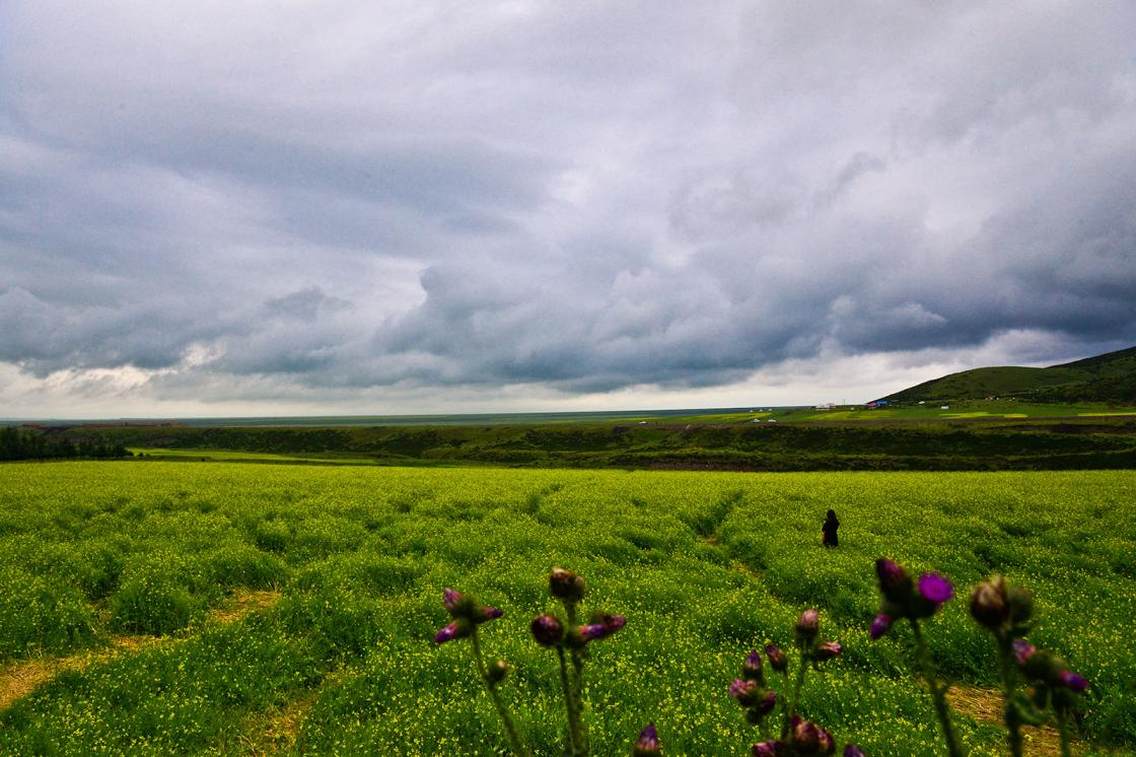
[752,742,782,757]
[434,620,468,644]
[487,659,509,684]
[1058,670,1088,693]
[743,650,764,682]
[550,567,586,603]
[442,587,463,614]
[441,588,478,620]
[577,614,626,643]
[970,577,1009,629]
[843,745,865,757]
[755,689,777,716]
[765,643,788,673]
[1012,639,1036,666]
[530,614,564,647]
[869,613,892,641]
[476,605,504,624]
[788,716,835,755]
[1007,585,1033,625]
[729,678,760,707]
[632,723,661,756]
[795,609,820,645]
[814,641,842,662]
[1021,648,1061,682]
[875,558,912,604]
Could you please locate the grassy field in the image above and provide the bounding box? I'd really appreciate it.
[0,462,1133,754]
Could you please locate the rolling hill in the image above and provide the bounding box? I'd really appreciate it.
[879,346,1136,404]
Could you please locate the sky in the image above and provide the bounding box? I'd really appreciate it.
[2,1,1135,418]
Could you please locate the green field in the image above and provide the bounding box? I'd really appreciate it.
[0,462,1133,755]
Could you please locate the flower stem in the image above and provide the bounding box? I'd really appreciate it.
[563,601,589,755]
[1056,708,1072,757]
[996,633,1023,757]
[910,619,964,757]
[471,628,528,756]
[781,648,809,739]
[557,646,584,756]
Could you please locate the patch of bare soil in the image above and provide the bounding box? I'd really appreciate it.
[0,589,282,712]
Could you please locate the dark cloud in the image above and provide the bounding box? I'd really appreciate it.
[2,1,1135,414]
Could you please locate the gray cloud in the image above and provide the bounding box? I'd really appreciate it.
[2,1,1135,414]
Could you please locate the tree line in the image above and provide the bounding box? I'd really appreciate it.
[0,426,130,461]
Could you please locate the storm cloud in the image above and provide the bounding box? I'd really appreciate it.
[2,1,1135,416]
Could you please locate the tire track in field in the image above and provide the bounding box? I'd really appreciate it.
[0,589,281,712]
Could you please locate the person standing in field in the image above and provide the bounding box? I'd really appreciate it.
[822,509,840,548]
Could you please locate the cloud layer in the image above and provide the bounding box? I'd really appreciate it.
[2,2,1135,416]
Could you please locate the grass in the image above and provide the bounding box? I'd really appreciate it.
[0,462,1132,754]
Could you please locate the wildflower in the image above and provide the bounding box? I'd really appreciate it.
[576,614,626,643]
[789,715,836,754]
[752,741,782,756]
[755,689,777,716]
[443,587,464,614]
[1006,584,1033,625]
[530,614,564,647]
[875,558,912,605]
[1058,670,1089,693]
[632,723,661,756]
[729,678,761,707]
[550,567,586,603]
[1012,639,1036,666]
[911,572,954,617]
[869,613,892,640]
[970,576,1009,629]
[743,650,764,682]
[814,641,842,661]
[843,745,866,757]
[434,621,467,644]
[795,609,820,644]
[477,605,504,624]
[765,643,788,673]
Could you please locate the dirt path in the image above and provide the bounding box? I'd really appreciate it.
[0,589,281,712]
[948,683,1072,756]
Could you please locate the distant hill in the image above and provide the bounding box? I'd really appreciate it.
[879,346,1136,404]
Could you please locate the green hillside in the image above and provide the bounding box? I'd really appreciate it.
[880,346,1136,404]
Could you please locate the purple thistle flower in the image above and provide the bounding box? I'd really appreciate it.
[442,587,463,614]
[632,723,661,755]
[434,621,463,644]
[1058,670,1089,693]
[843,745,866,757]
[917,573,954,606]
[729,678,760,707]
[1012,639,1036,666]
[752,741,782,756]
[869,613,893,641]
[530,614,564,647]
[755,689,777,716]
[476,605,504,623]
[765,643,788,673]
[795,609,820,643]
[578,617,624,642]
[814,641,842,661]
[875,558,909,599]
[743,650,764,680]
